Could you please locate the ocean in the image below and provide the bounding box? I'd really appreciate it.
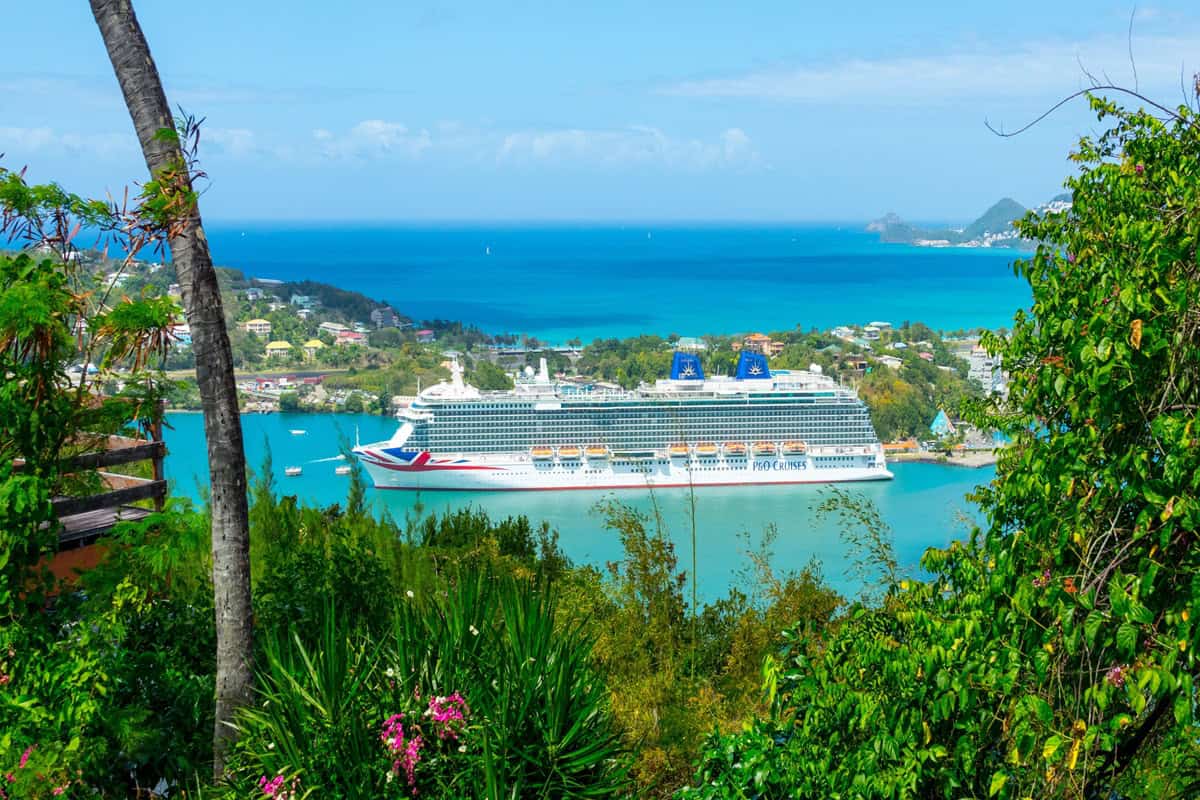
[202,223,1030,341]
[164,411,993,601]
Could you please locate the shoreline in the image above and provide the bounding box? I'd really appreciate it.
[887,450,999,468]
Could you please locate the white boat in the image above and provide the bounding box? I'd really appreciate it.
[335,465,352,475]
[289,429,307,435]
[353,353,891,491]
[284,466,302,477]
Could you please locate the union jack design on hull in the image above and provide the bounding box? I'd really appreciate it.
[353,354,892,492]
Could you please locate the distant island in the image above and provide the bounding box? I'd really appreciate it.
[867,194,1071,249]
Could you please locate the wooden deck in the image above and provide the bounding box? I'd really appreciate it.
[58,505,155,549]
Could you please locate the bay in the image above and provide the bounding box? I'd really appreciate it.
[164,411,993,600]
[202,224,1028,342]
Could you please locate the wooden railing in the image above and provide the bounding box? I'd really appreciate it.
[53,431,168,549]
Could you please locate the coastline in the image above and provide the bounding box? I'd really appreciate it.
[886,450,999,468]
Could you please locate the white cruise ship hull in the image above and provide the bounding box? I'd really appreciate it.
[354,444,892,491]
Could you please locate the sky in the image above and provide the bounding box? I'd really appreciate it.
[2,1,1198,222]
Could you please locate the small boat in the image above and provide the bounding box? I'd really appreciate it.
[753,441,777,456]
[695,442,718,456]
[668,444,690,457]
[723,442,747,456]
[782,441,807,455]
[289,429,307,436]
[558,446,582,459]
[531,446,554,461]
[335,465,352,475]
[284,466,302,477]
[585,445,610,459]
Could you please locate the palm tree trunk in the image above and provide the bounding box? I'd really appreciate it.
[88,0,253,777]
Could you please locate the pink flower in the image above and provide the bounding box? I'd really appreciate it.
[1032,569,1051,589]
[425,693,470,739]
[1106,664,1129,688]
[52,787,66,796]
[18,747,33,770]
[258,774,286,797]
[1135,163,1144,175]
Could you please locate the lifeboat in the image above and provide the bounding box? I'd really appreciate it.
[558,446,582,459]
[753,441,777,456]
[531,446,554,461]
[695,442,718,456]
[782,441,807,455]
[723,442,747,456]
[668,444,690,458]
[585,445,610,459]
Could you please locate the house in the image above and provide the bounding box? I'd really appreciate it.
[265,341,293,359]
[877,355,903,370]
[296,308,313,320]
[831,326,856,340]
[840,355,869,374]
[867,321,893,329]
[170,323,192,346]
[675,336,707,352]
[918,351,935,362]
[302,339,326,362]
[336,330,366,346]
[244,287,264,301]
[318,321,349,336]
[968,345,1004,394]
[863,326,881,341]
[736,333,785,357]
[290,294,316,309]
[371,306,401,329]
[243,318,272,337]
[416,329,436,344]
[930,409,957,437]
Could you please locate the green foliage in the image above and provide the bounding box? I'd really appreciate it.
[682,96,1200,799]
[467,358,514,390]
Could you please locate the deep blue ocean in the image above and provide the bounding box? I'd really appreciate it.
[203,223,1030,341]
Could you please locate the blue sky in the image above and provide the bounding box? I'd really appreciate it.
[3,1,1198,221]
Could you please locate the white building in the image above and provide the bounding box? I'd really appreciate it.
[968,346,1005,395]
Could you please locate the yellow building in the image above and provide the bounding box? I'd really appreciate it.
[265,340,293,360]
[302,339,326,362]
[244,318,272,336]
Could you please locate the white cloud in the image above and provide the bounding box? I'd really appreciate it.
[204,127,258,157]
[0,126,132,158]
[662,33,1200,104]
[498,125,758,169]
[315,120,433,160]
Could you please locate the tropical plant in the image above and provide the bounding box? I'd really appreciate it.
[680,94,1200,799]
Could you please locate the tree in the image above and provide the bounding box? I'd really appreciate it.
[89,0,253,775]
[683,95,1200,799]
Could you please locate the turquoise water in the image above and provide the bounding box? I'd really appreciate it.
[164,411,993,600]
[203,224,1028,341]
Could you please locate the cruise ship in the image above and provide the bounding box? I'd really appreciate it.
[353,351,891,491]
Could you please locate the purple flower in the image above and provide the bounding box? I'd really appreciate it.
[17,747,33,770]
[1032,569,1051,589]
[1135,164,1145,175]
